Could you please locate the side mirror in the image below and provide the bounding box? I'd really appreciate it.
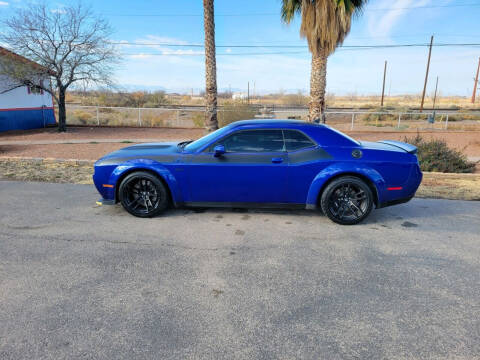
[213,144,226,157]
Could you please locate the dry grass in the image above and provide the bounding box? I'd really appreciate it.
[0,158,93,184]
[1,158,479,202]
[417,172,480,200]
[248,95,480,110]
[68,91,480,110]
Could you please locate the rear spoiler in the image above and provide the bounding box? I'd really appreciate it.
[378,140,418,154]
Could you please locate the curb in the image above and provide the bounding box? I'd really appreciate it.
[0,156,95,165]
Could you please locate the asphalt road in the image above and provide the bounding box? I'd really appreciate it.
[0,181,479,360]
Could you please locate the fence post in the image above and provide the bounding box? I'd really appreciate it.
[138,107,142,127]
[445,114,449,130]
[96,106,99,126]
[398,113,402,128]
[351,113,355,130]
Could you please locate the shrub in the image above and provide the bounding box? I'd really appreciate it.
[360,107,400,127]
[404,134,476,173]
[192,113,204,128]
[218,103,257,127]
[71,110,94,125]
[444,110,480,122]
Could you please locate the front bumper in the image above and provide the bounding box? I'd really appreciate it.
[96,198,116,206]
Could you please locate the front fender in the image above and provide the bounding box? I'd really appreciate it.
[109,159,183,204]
[306,163,386,208]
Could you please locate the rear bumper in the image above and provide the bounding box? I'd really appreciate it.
[378,196,414,209]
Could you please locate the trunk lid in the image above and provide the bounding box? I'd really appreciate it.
[377,140,417,154]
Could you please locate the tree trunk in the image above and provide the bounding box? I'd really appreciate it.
[309,51,328,124]
[203,0,218,132]
[58,88,67,132]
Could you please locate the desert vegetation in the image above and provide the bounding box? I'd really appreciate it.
[405,134,477,173]
[66,90,480,111]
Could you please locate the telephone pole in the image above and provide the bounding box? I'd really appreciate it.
[247,81,250,104]
[420,35,434,112]
[381,60,387,107]
[472,57,480,103]
[432,76,439,110]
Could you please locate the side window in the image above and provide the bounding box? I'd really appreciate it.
[283,130,315,151]
[214,130,284,153]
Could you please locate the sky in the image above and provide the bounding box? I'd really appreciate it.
[1,0,480,96]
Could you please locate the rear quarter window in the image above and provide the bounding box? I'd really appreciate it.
[283,130,316,151]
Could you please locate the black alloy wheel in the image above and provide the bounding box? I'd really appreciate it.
[119,171,168,218]
[320,176,374,225]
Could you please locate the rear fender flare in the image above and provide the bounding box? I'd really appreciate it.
[306,163,386,207]
[109,159,183,203]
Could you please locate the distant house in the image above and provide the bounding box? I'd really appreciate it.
[0,46,56,132]
[232,92,248,100]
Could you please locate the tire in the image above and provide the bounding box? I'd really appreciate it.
[118,171,168,218]
[320,176,374,225]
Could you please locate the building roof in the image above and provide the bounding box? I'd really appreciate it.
[0,46,55,75]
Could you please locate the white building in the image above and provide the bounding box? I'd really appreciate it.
[232,92,248,100]
[0,46,56,132]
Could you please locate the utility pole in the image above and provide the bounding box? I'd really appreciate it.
[471,57,480,103]
[420,35,434,112]
[432,76,439,110]
[247,81,250,104]
[431,76,439,124]
[381,60,387,107]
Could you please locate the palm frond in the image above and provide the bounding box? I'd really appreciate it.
[281,0,302,24]
[282,0,367,56]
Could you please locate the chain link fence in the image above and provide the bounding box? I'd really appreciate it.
[65,105,480,131]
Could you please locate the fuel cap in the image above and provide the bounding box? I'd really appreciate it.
[352,149,363,159]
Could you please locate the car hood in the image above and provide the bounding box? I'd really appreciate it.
[96,142,181,165]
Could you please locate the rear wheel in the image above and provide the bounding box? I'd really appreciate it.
[119,171,168,218]
[320,176,374,225]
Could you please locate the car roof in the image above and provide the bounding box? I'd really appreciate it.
[226,119,360,147]
[228,119,325,128]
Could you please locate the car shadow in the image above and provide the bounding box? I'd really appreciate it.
[159,206,319,219]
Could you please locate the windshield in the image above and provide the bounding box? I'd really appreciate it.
[184,126,232,152]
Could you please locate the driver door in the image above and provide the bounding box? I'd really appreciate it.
[185,129,288,204]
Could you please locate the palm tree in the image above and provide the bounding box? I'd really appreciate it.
[281,0,367,123]
[203,0,218,132]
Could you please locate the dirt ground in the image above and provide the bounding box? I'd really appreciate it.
[0,143,133,160]
[0,126,204,142]
[0,126,479,162]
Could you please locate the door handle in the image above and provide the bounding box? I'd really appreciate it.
[271,157,283,164]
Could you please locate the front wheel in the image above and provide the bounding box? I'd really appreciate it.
[320,176,374,225]
[119,171,168,218]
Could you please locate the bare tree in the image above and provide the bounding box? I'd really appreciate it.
[0,2,119,132]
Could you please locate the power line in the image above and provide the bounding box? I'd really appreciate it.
[366,3,480,11]
[115,42,480,49]
[104,3,480,17]
[123,51,309,56]
[122,42,480,57]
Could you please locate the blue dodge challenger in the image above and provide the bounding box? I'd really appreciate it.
[93,120,422,225]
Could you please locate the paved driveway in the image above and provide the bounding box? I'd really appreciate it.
[0,181,479,359]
